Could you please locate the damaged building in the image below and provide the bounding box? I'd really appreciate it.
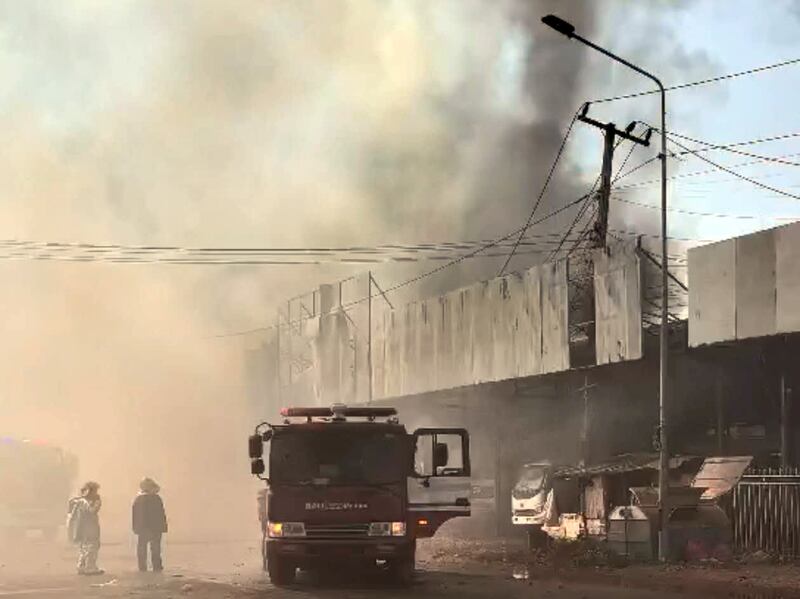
[245,219,800,549]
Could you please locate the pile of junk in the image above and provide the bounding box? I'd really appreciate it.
[511,453,752,561]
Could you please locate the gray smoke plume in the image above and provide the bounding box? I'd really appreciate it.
[0,0,714,540]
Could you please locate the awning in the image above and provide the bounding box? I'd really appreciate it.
[691,456,753,501]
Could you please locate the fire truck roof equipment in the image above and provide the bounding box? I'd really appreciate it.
[280,405,397,421]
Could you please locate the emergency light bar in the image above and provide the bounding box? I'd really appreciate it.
[280,407,332,418]
[280,405,397,419]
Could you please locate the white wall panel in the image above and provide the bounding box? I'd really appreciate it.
[594,242,643,364]
[736,230,776,340]
[776,223,800,333]
[688,239,736,347]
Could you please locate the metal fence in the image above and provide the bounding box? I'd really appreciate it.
[731,467,800,557]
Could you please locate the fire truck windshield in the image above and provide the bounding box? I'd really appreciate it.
[270,429,406,485]
[0,441,76,507]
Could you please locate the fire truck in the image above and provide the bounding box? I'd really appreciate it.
[0,438,78,540]
[248,404,471,586]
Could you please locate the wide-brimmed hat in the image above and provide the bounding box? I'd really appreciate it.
[139,477,160,493]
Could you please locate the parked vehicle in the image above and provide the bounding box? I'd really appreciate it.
[510,453,752,560]
[248,404,471,586]
[0,438,78,540]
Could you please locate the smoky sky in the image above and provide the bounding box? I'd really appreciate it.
[0,0,715,538]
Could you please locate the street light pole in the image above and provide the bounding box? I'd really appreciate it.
[541,14,670,560]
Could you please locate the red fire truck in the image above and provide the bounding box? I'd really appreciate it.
[248,404,471,586]
[0,438,78,540]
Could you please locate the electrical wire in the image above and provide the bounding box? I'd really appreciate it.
[214,193,597,338]
[613,195,800,221]
[591,57,800,104]
[556,137,643,261]
[663,135,800,202]
[0,229,602,258]
[614,152,800,193]
[565,203,598,260]
[498,107,581,276]
[611,228,714,244]
[0,240,593,267]
[614,156,659,181]
[0,231,594,266]
[666,130,800,166]
[546,183,598,262]
[213,124,670,337]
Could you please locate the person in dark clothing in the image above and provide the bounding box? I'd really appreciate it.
[132,477,168,572]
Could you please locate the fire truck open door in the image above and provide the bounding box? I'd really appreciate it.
[408,428,471,537]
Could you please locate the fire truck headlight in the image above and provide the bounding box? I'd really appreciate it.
[369,522,406,537]
[268,521,305,538]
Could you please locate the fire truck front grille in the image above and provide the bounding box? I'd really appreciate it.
[304,523,370,538]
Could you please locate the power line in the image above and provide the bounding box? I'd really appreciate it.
[215,123,665,338]
[0,239,593,267]
[614,156,659,181]
[0,230,594,265]
[498,107,581,276]
[613,195,800,221]
[663,134,800,202]
[592,57,800,104]
[611,228,715,244]
[674,131,800,154]
[614,152,800,192]
[215,194,596,338]
[0,230,599,259]
[666,130,800,166]
[547,179,600,262]
[556,138,643,261]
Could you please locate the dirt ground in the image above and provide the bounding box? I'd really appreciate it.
[0,537,688,599]
[1,536,797,598]
[424,537,800,598]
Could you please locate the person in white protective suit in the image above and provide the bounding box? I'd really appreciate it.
[67,481,104,575]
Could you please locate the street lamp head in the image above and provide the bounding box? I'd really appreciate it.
[541,14,575,38]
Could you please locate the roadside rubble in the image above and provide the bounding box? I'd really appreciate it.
[421,537,800,598]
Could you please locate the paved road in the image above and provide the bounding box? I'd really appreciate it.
[0,539,699,598]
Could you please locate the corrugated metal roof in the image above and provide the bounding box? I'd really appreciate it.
[691,455,753,500]
[554,453,697,479]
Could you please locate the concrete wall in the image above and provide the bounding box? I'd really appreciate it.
[272,239,644,406]
[689,220,800,347]
[276,275,370,408]
[371,241,643,400]
[594,241,644,365]
[372,261,570,400]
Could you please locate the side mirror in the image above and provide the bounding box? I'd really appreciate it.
[248,434,264,459]
[250,458,265,476]
[433,442,449,469]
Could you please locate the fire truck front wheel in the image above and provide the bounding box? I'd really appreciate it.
[388,543,415,587]
[388,555,414,586]
[266,551,296,586]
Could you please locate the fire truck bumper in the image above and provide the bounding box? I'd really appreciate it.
[266,537,413,565]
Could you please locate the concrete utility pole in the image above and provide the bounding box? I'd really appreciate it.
[715,370,726,455]
[368,272,373,404]
[577,105,651,247]
[779,335,792,468]
[541,14,670,561]
[577,375,598,466]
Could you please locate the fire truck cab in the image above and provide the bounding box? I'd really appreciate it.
[0,438,78,540]
[248,404,471,586]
